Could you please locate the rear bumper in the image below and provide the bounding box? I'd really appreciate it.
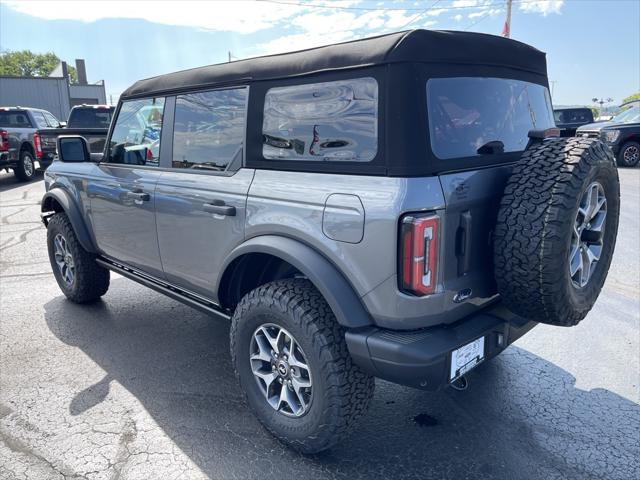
[345,302,537,390]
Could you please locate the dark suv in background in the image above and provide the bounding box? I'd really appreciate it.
[577,106,640,167]
[0,106,62,181]
[553,107,594,137]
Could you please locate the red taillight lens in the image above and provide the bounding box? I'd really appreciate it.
[0,130,8,152]
[400,213,439,296]
[33,133,43,158]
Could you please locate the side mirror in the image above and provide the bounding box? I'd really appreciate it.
[56,136,90,163]
[59,121,67,128]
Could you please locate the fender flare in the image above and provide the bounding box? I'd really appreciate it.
[218,235,372,329]
[41,188,97,253]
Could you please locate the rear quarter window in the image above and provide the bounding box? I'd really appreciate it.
[262,77,378,162]
[0,111,33,128]
[427,77,554,160]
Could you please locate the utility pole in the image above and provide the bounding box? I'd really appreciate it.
[228,51,232,63]
[502,0,512,38]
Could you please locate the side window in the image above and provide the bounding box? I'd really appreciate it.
[172,88,247,172]
[31,111,48,128]
[43,112,60,127]
[262,77,378,162]
[107,98,165,166]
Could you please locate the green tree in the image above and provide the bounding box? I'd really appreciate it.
[591,107,599,119]
[621,92,640,108]
[0,50,77,82]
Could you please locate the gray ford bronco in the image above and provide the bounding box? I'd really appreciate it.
[41,30,620,453]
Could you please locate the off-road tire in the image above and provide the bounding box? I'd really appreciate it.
[494,138,619,326]
[230,278,375,454]
[14,150,36,181]
[46,212,110,303]
[616,141,640,167]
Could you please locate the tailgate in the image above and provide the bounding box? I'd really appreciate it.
[438,165,513,305]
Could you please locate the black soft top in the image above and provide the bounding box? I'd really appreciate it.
[121,29,547,99]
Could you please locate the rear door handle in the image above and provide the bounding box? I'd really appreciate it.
[126,189,150,202]
[203,201,236,216]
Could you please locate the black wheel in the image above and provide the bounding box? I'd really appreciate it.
[230,278,374,454]
[616,141,640,167]
[46,212,110,303]
[494,138,620,326]
[14,150,36,181]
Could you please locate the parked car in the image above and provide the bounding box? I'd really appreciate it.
[37,104,115,161]
[577,106,640,167]
[0,106,62,181]
[41,30,620,453]
[553,107,595,137]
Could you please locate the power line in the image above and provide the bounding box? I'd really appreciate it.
[256,0,534,13]
[397,0,443,30]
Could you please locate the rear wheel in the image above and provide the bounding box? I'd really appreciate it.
[617,141,640,167]
[494,138,620,326]
[46,213,110,303]
[230,278,374,453]
[14,150,36,181]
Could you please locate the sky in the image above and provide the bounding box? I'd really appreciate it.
[0,0,638,107]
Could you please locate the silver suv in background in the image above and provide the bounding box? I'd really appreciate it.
[41,30,620,453]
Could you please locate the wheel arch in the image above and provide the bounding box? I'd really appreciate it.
[218,235,372,329]
[41,188,97,253]
[20,141,34,155]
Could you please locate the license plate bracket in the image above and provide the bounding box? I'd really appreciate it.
[449,336,485,382]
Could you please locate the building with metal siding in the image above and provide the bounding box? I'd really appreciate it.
[0,59,107,121]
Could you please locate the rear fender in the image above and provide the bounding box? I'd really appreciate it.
[218,235,372,329]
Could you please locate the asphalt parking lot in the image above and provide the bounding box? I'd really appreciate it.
[0,169,638,480]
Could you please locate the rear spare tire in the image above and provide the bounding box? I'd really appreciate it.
[494,138,619,326]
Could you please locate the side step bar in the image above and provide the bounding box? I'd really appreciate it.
[95,257,230,321]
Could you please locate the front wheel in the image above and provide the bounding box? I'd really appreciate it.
[47,212,110,303]
[230,278,374,454]
[617,141,640,167]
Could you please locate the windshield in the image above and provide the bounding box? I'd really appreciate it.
[612,107,640,124]
[427,77,554,160]
[553,108,593,125]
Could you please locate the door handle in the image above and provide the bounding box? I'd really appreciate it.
[203,201,236,216]
[126,190,150,202]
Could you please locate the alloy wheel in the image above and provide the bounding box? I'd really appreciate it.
[53,233,75,286]
[623,145,639,165]
[250,324,312,417]
[569,182,607,288]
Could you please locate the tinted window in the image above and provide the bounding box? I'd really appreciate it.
[172,88,247,171]
[31,111,48,128]
[0,111,32,128]
[43,111,61,127]
[107,98,164,166]
[262,77,378,162]
[69,108,114,128]
[427,78,554,160]
[553,108,593,125]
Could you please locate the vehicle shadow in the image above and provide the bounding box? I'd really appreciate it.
[0,171,42,194]
[44,279,640,480]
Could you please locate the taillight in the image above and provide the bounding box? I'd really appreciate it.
[399,213,440,296]
[0,130,8,152]
[33,133,43,158]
